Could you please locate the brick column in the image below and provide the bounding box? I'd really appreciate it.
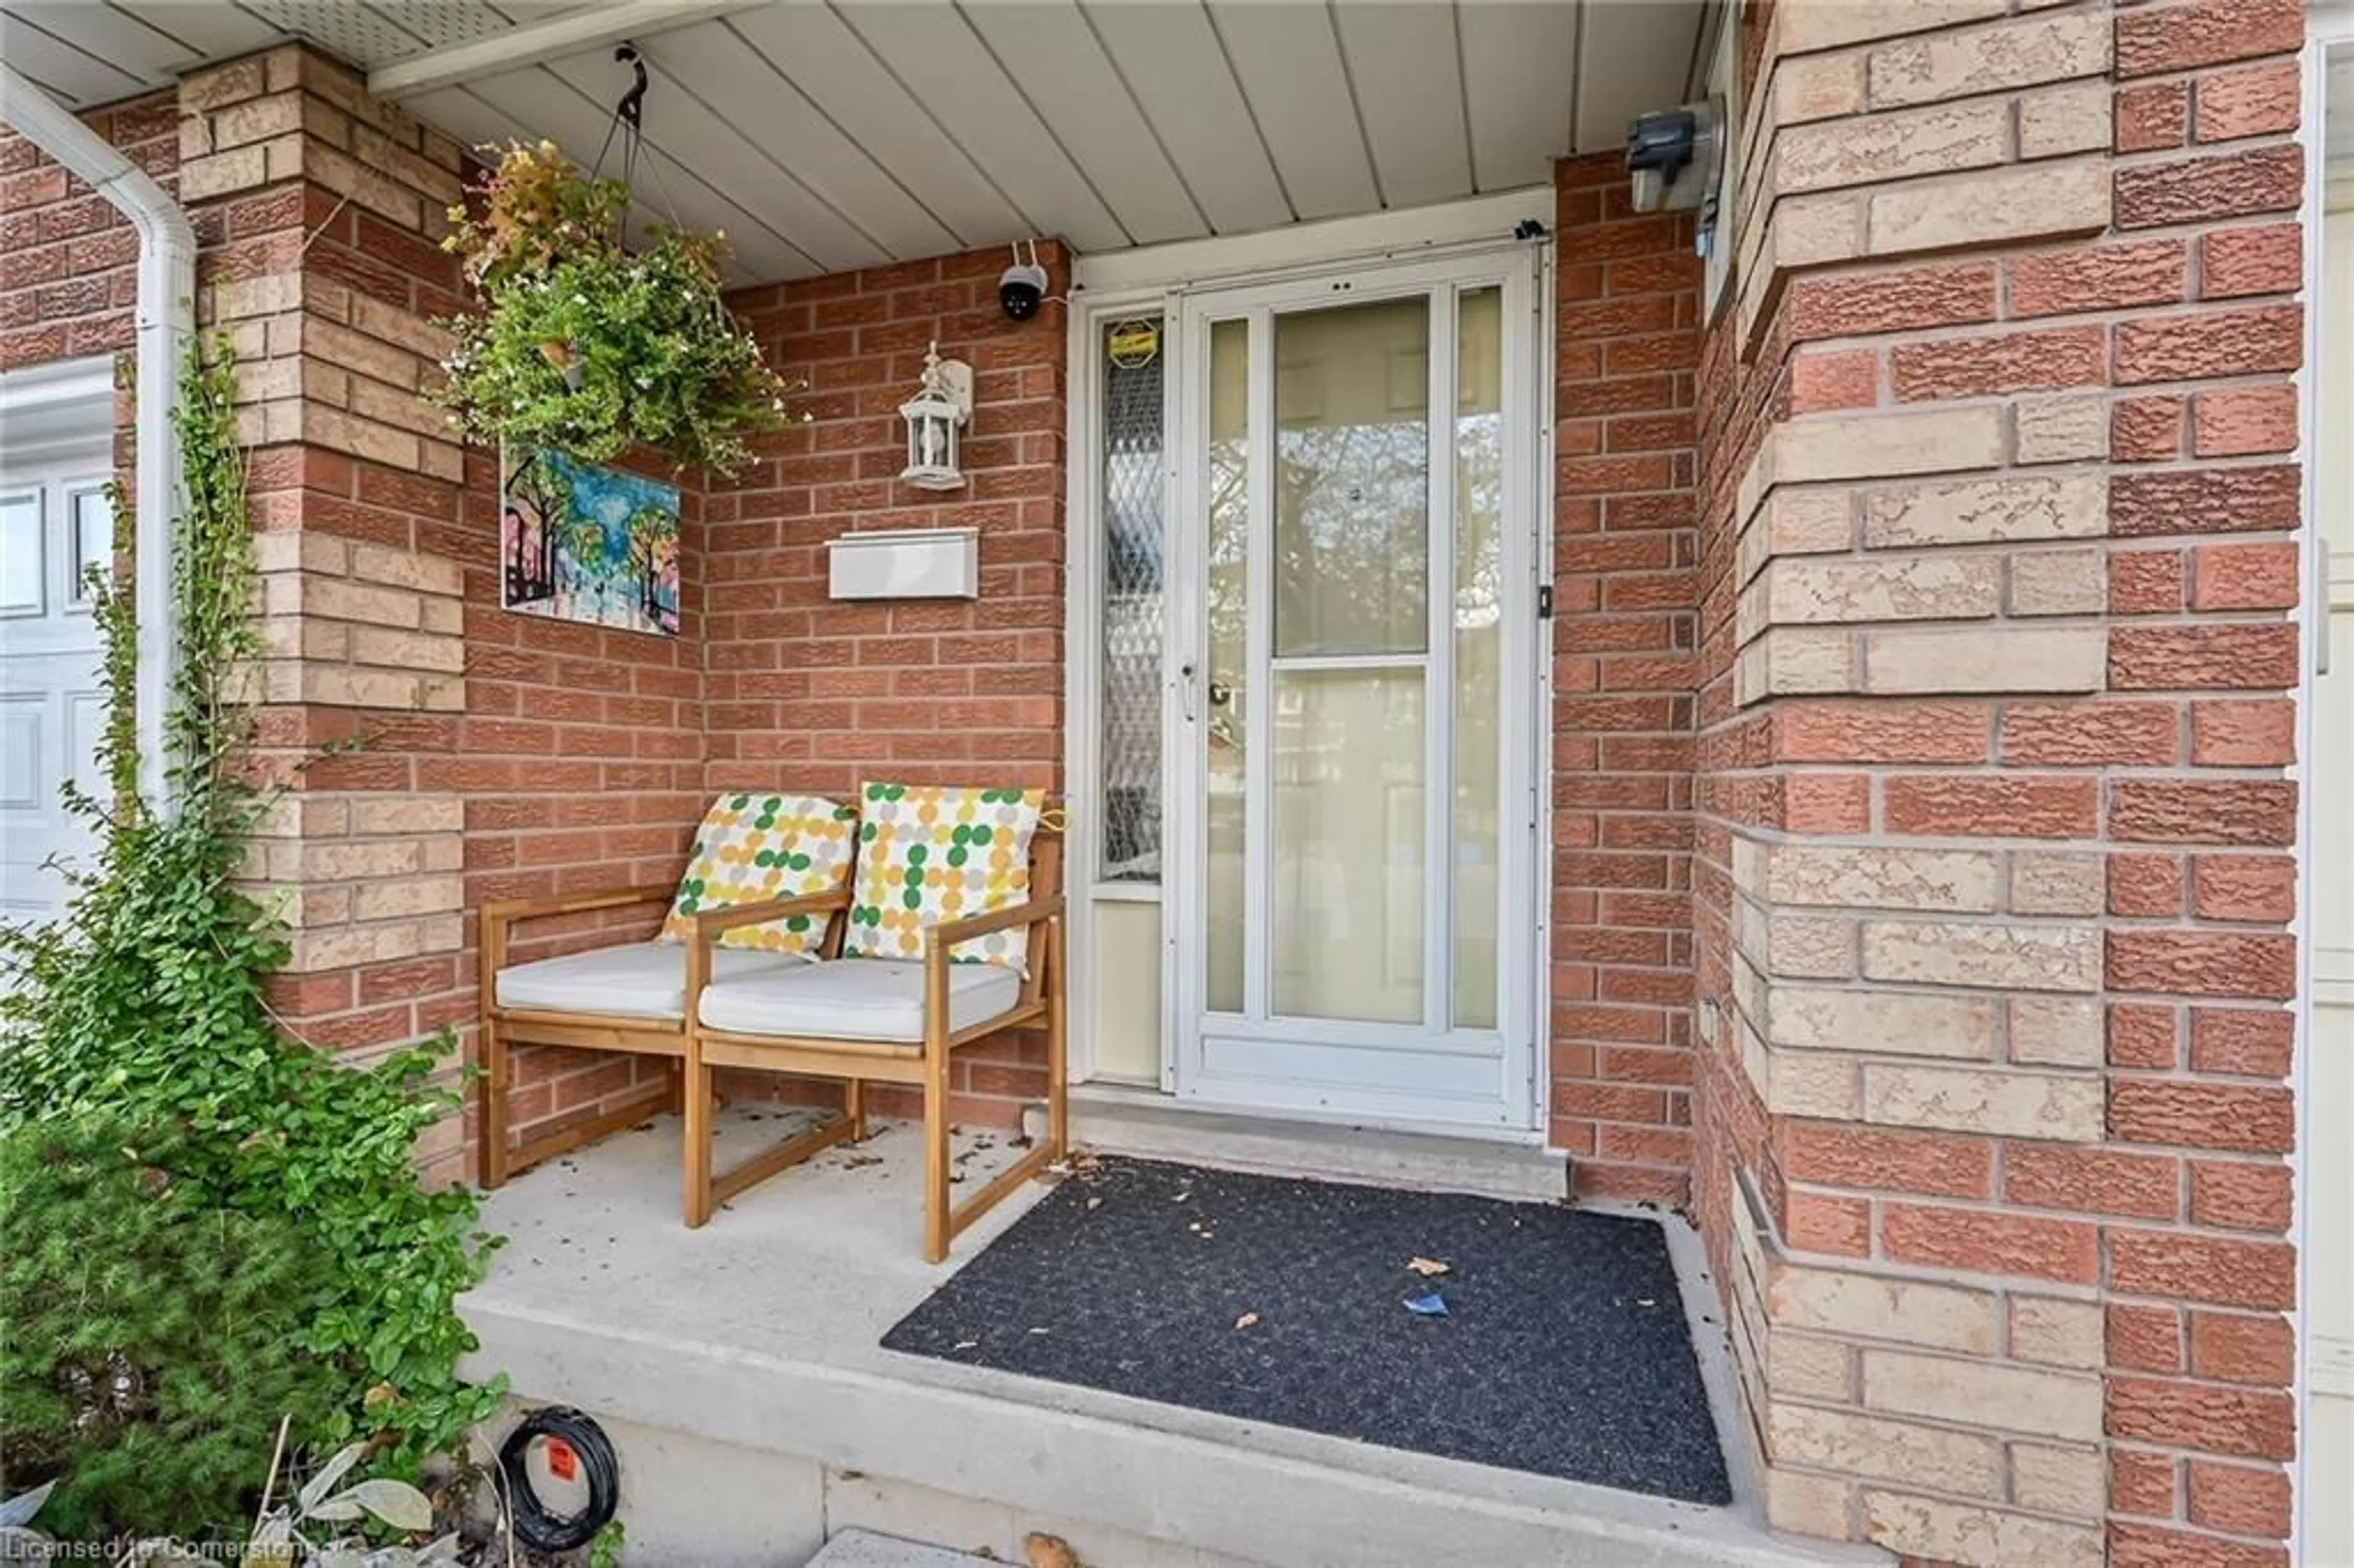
[1694,2,2303,1562]
[172,48,485,1179]
[1551,154,1702,1205]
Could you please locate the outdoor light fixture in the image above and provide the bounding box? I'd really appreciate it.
[899,340,972,492]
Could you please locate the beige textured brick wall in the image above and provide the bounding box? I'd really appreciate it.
[1697,1,2304,1562]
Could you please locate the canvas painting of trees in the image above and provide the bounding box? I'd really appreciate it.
[499,444,681,637]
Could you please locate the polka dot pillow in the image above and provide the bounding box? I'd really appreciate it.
[844,783,1046,971]
[659,792,859,954]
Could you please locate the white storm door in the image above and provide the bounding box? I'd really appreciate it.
[1166,249,1541,1133]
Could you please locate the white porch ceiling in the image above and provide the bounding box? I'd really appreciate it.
[0,1,1704,282]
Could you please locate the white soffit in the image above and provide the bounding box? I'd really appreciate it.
[0,1,1702,282]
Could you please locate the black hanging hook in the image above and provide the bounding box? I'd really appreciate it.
[614,44,649,135]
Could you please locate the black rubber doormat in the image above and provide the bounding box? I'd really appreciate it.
[880,1157,1731,1504]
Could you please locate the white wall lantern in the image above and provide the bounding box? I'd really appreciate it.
[898,341,972,492]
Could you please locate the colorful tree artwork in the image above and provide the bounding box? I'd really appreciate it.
[499,444,680,636]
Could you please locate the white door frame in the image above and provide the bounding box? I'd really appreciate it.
[1157,245,1547,1135]
[1062,190,1558,1139]
[2297,10,2353,1561]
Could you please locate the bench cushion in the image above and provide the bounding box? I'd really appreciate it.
[658,792,859,954]
[698,957,1024,1043]
[844,783,1046,971]
[497,942,805,1020]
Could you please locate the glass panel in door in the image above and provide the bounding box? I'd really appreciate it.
[1205,319,1249,1015]
[1453,286,1503,1029]
[1266,297,1429,1024]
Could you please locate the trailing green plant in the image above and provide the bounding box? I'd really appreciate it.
[429,140,789,478]
[0,338,503,1534]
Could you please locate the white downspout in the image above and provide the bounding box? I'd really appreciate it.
[0,65,194,812]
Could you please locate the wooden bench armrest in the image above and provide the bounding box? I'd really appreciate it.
[691,888,853,942]
[481,883,676,931]
[926,894,1065,951]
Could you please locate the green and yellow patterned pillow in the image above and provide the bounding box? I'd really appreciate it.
[659,792,859,954]
[844,782,1045,970]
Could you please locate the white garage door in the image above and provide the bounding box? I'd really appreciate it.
[0,363,112,936]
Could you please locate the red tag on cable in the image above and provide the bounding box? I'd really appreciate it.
[544,1436,578,1483]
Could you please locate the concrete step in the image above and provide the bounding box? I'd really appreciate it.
[806,1529,997,1568]
[1054,1085,1571,1203]
[463,1108,1881,1568]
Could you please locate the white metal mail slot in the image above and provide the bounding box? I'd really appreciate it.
[826,527,979,600]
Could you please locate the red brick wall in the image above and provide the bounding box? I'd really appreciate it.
[710,246,1068,796]
[1689,0,2309,1558]
[2095,5,2305,1558]
[701,245,1071,1124]
[1550,153,1703,1206]
[0,91,176,371]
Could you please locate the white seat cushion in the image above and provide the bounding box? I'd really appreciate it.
[496,942,806,1020]
[698,957,1024,1043]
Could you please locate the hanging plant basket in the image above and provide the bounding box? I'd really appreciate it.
[430,139,788,479]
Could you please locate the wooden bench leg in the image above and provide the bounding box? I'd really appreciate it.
[923,958,952,1263]
[684,1047,714,1228]
[1047,913,1068,1159]
[479,1014,510,1190]
[846,1078,866,1142]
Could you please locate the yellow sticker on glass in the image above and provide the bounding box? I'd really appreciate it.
[1107,319,1159,369]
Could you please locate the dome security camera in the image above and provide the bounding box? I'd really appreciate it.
[999,259,1049,321]
[997,238,1050,321]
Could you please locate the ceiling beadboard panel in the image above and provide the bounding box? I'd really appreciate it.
[1081,0,1290,237]
[542,47,886,274]
[1458,0,1582,191]
[833,0,1127,254]
[642,19,961,262]
[112,1,283,62]
[1328,0,1472,213]
[728,1,1030,251]
[7,2,199,88]
[958,0,1203,247]
[0,8,152,105]
[1203,1,1374,224]
[2,0,1701,272]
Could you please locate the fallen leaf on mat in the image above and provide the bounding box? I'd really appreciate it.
[1405,1257,1450,1277]
[1235,1312,1259,1330]
[1025,1533,1082,1568]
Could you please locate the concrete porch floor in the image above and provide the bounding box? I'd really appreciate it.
[460,1108,1880,1568]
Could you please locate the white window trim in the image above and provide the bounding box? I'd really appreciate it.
[2295,9,2352,1564]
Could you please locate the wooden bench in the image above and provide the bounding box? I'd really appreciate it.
[682,831,1067,1262]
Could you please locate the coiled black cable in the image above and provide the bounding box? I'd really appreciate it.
[498,1406,620,1553]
